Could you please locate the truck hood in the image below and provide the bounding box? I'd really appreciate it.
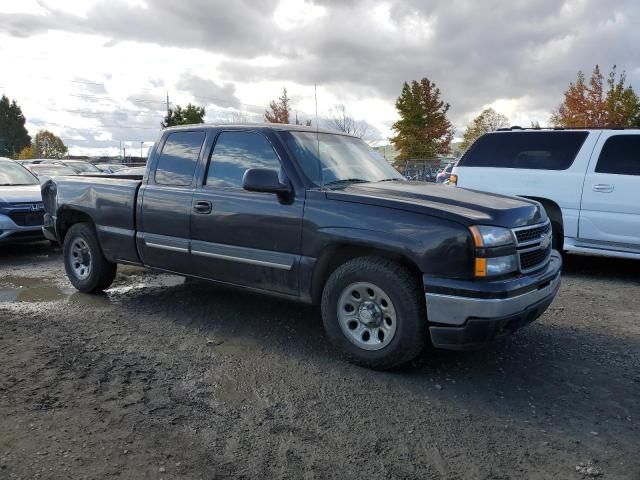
[325,181,545,228]
[0,184,43,204]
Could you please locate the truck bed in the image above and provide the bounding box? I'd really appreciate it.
[43,175,143,264]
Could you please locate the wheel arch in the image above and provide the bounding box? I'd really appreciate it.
[521,196,564,249]
[310,243,422,305]
[56,207,96,244]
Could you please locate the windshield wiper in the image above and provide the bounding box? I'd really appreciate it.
[377,178,404,182]
[0,183,33,186]
[323,178,370,187]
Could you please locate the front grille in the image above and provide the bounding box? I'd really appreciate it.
[515,222,551,244]
[520,245,552,271]
[513,221,552,273]
[9,212,45,227]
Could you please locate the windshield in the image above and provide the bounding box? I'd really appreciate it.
[30,166,77,176]
[0,161,39,186]
[66,162,100,173]
[283,132,403,186]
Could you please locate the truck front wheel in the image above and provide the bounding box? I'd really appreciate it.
[321,257,426,370]
[63,223,117,293]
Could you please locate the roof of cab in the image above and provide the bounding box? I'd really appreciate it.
[162,123,355,137]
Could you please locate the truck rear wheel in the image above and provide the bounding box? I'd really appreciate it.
[63,223,117,293]
[321,257,426,370]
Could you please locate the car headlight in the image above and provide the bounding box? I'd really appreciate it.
[469,225,514,247]
[469,226,517,277]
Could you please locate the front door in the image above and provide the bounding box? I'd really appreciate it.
[190,130,304,295]
[579,132,640,253]
[138,130,207,273]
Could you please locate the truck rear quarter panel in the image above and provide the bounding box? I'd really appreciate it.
[54,176,142,264]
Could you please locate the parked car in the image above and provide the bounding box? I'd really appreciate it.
[436,162,455,183]
[112,166,145,176]
[25,163,77,182]
[0,158,45,242]
[95,164,127,174]
[42,124,561,369]
[57,160,102,174]
[451,128,640,258]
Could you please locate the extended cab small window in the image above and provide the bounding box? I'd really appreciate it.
[595,135,640,176]
[154,131,206,186]
[459,131,588,170]
[206,131,281,188]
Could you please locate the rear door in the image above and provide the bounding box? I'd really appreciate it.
[137,130,207,273]
[578,132,640,252]
[190,129,304,295]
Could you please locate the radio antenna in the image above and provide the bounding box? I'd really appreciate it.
[315,83,323,186]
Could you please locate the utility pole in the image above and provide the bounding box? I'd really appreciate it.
[166,91,170,113]
[140,141,143,160]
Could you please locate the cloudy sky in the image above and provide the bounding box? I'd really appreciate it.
[1,0,638,156]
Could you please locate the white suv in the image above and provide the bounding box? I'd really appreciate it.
[451,129,640,259]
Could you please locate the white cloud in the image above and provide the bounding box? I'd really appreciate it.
[273,0,326,30]
[0,0,638,156]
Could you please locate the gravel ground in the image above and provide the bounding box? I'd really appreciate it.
[0,242,639,479]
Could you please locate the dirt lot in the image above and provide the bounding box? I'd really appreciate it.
[0,242,638,480]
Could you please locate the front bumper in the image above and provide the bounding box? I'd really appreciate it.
[0,213,44,242]
[424,251,562,349]
[42,213,58,242]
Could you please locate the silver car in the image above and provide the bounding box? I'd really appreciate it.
[0,158,46,242]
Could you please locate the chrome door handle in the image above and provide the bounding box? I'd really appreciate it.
[592,184,614,193]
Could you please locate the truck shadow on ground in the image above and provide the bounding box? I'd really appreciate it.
[112,277,638,442]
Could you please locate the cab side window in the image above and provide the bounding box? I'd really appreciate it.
[595,135,640,176]
[206,131,281,188]
[154,131,206,186]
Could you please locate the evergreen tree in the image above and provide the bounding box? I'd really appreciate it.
[0,95,31,158]
[391,78,454,161]
[162,103,205,128]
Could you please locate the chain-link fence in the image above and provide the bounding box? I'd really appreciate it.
[395,159,450,182]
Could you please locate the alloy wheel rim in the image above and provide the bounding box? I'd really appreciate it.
[69,238,92,280]
[337,281,397,351]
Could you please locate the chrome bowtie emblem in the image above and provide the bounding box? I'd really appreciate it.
[540,233,551,249]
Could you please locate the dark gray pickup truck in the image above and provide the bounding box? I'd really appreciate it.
[42,124,561,369]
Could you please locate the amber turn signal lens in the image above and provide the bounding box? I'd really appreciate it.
[469,226,484,247]
[474,257,487,277]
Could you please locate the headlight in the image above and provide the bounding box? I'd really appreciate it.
[475,254,519,277]
[470,225,517,277]
[469,225,514,247]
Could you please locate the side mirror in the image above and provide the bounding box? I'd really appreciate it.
[242,168,291,195]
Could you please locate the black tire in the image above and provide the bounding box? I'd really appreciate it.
[321,257,426,370]
[63,223,117,293]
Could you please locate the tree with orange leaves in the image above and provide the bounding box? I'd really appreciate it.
[551,65,639,128]
[264,87,291,124]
